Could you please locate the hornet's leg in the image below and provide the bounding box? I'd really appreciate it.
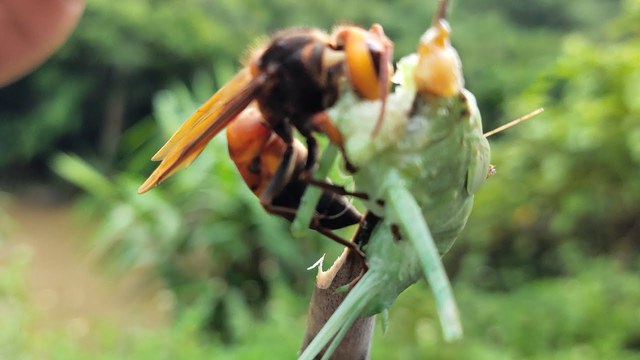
[262,203,367,261]
[308,112,358,173]
[260,121,296,204]
[351,211,381,247]
[296,122,319,174]
[305,178,370,201]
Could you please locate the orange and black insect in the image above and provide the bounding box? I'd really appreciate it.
[138,24,393,207]
[226,106,365,256]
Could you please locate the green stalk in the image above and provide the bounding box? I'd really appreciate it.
[291,145,338,237]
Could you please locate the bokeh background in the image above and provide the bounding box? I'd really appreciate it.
[1,0,639,358]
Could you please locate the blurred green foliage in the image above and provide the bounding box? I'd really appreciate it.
[2,0,639,357]
[454,0,640,291]
[0,0,619,177]
[2,248,639,359]
[377,259,640,360]
[52,72,343,341]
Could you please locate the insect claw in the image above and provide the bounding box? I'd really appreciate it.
[345,160,358,174]
[487,164,497,178]
[299,170,312,182]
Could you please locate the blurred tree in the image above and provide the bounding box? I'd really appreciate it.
[0,0,619,182]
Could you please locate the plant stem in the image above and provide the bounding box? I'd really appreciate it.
[300,249,374,360]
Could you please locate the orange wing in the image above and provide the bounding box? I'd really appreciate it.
[138,69,267,194]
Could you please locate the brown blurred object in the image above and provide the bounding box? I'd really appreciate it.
[0,0,85,86]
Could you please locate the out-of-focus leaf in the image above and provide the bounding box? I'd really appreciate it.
[51,153,115,199]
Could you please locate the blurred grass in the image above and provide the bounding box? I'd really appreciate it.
[2,247,639,359]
